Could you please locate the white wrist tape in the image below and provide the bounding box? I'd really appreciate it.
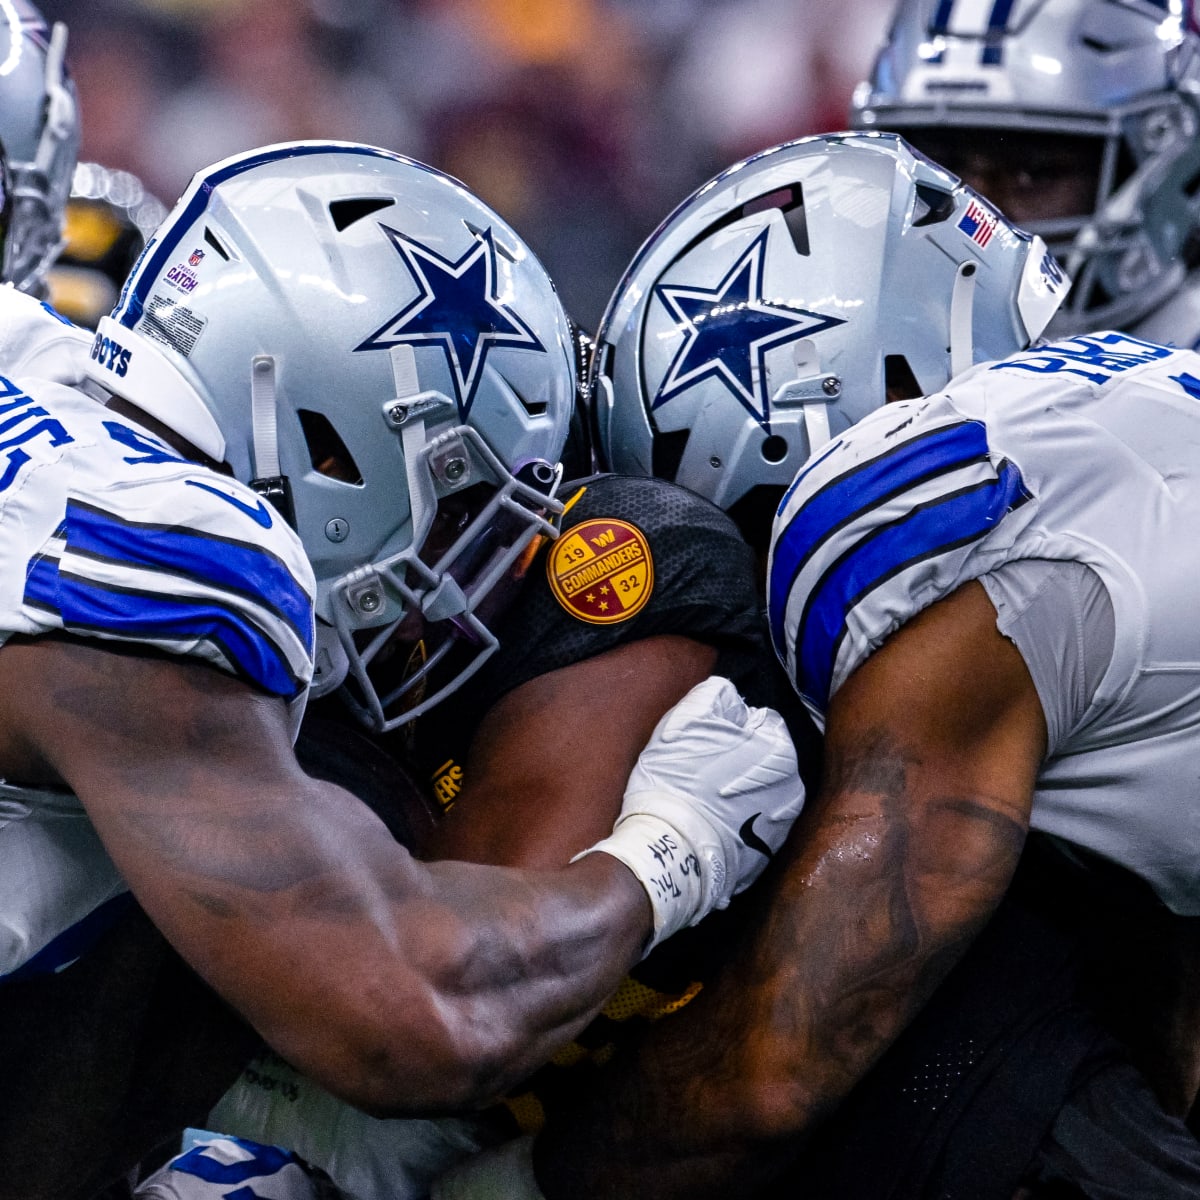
[575,807,708,953]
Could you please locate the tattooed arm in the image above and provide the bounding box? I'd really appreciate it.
[533,581,1047,1197]
[0,634,652,1116]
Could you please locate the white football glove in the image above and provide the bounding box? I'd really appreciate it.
[580,675,804,952]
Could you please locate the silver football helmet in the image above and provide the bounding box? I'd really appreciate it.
[851,0,1200,335]
[0,1,79,293]
[594,132,1068,535]
[85,141,577,731]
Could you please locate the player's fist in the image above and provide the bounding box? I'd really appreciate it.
[582,676,804,951]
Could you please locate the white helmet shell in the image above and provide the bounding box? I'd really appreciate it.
[594,132,1068,524]
[87,141,576,730]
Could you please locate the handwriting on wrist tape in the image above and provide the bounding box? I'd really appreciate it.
[645,830,701,902]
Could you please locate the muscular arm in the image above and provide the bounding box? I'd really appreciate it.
[0,636,652,1116]
[425,635,719,868]
[535,581,1047,1197]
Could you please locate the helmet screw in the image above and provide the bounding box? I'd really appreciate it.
[443,457,467,483]
[356,589,383,614]
[822,376,841,397]
[325,517,349,543]
[709,455,722,469]
[387,403,408,426]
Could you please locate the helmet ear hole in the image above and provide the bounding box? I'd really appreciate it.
[761,435,788,464]
[298,409,363,484]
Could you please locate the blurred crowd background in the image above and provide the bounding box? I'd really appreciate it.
[38,0,894,330]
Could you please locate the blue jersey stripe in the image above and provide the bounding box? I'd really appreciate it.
[24,554,60,613]
[768,420,991,652]
[776,435,842,518]
[24,559,308,698]
[171,1140,297,1185]
[794,461,1029,707]
[988,0,1017,31]
[2,892,135,983]
[116,144,449,330]
[64,501,312,653]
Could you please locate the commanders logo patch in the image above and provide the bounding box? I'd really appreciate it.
[547,518,654,624]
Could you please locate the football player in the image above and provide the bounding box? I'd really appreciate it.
[0,140,805,1200]
[851,0,1200,346]
[136,130,824,1192]
[457,132,1200,1200]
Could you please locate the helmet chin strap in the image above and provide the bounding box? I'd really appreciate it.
[802,393,831,453]
[250,355,281,476]
[249,354,295,524]
[786,337,833,455]
[949,260,978,381]
[390,344,437,554]
[386,345,469,620]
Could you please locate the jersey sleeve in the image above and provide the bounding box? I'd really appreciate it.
[21,466,316,700]
[0,286,97,388]
[767,399,1034,719]
[469,473,765,716]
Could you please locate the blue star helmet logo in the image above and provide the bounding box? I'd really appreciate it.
[355,225,545,419]
[653,228,846,430]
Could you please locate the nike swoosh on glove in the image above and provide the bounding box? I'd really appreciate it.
[578,676,805,952]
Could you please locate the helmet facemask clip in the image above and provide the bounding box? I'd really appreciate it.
[770,337,838,455]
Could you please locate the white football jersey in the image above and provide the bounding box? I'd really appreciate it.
[769,330,1200,914]
[0,287,316,979]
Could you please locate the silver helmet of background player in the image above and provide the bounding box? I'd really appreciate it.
[47,163,168,329]
[0,1,80,293]
[87,141,577,730]
[851,0,1200,335]
[593,132,1067,533]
